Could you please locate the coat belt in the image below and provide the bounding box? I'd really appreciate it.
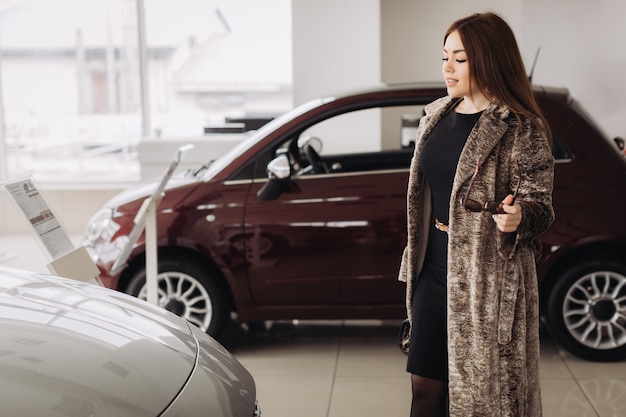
[435,218,448,233]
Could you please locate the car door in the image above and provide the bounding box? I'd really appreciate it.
[244,168,408,308]
[240,104,421,310]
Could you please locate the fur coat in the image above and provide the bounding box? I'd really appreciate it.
[398,96,555,417]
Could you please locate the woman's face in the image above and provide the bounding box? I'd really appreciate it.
[442,30,472,98]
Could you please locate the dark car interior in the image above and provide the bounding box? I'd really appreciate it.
[322,149,414,173]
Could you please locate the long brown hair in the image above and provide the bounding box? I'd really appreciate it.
[445,12,551,144]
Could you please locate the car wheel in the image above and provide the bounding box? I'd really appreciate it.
[547,259,626,361]
[126,257,229,337]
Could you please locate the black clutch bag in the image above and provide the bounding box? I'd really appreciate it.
[397,319,410,355]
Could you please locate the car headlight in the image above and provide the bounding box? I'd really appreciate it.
[83,208,114,246]
[83,208,127,266]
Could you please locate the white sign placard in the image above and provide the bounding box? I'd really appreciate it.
[3,177,74,259]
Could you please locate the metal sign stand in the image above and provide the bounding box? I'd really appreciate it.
[111,144,193,305]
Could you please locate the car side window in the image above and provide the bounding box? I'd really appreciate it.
[300,106,423,155]
[228,104,426,180]
[293,105,423,174]
[551,133,573,162]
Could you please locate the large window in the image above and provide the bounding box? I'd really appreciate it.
[0,0,292,183]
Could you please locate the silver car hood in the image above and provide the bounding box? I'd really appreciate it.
[0,267,256,417]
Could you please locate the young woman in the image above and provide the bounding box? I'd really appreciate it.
[398,12,554,417]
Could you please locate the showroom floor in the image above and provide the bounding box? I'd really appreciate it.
[1,235,625,417]
[224,320,626,417]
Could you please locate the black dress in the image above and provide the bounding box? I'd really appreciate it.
[406,109,482,381]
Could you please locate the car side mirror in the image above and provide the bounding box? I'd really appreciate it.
[257,154,291,201]
[615,137,625,152]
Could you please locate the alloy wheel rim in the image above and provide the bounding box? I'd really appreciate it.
[138,271,213,332]
[562,270,626,350]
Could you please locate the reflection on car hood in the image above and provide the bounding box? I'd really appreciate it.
[0,267,246,416]
[104,175,201,210]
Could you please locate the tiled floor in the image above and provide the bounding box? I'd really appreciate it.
[1,234,625,417]
[221,320,626,417]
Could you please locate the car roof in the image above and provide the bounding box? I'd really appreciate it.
[333,82,572,104]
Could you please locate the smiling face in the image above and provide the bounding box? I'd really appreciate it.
[442,30,490,112]
[442,30,471,98]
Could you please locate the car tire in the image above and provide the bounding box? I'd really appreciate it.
[126,257,230,337]
[547,259,626,361]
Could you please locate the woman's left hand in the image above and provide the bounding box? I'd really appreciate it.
[492,194,522,232]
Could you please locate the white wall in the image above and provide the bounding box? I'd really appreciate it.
[381,0,523,83]
[292,0,381,103]
[292,0,383,153]
[520,0,626,138]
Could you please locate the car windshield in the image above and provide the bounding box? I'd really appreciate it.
[198,97,333,180]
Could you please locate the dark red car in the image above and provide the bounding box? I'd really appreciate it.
[83,83,626,361]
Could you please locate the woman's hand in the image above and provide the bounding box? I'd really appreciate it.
[492,194,522,232]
